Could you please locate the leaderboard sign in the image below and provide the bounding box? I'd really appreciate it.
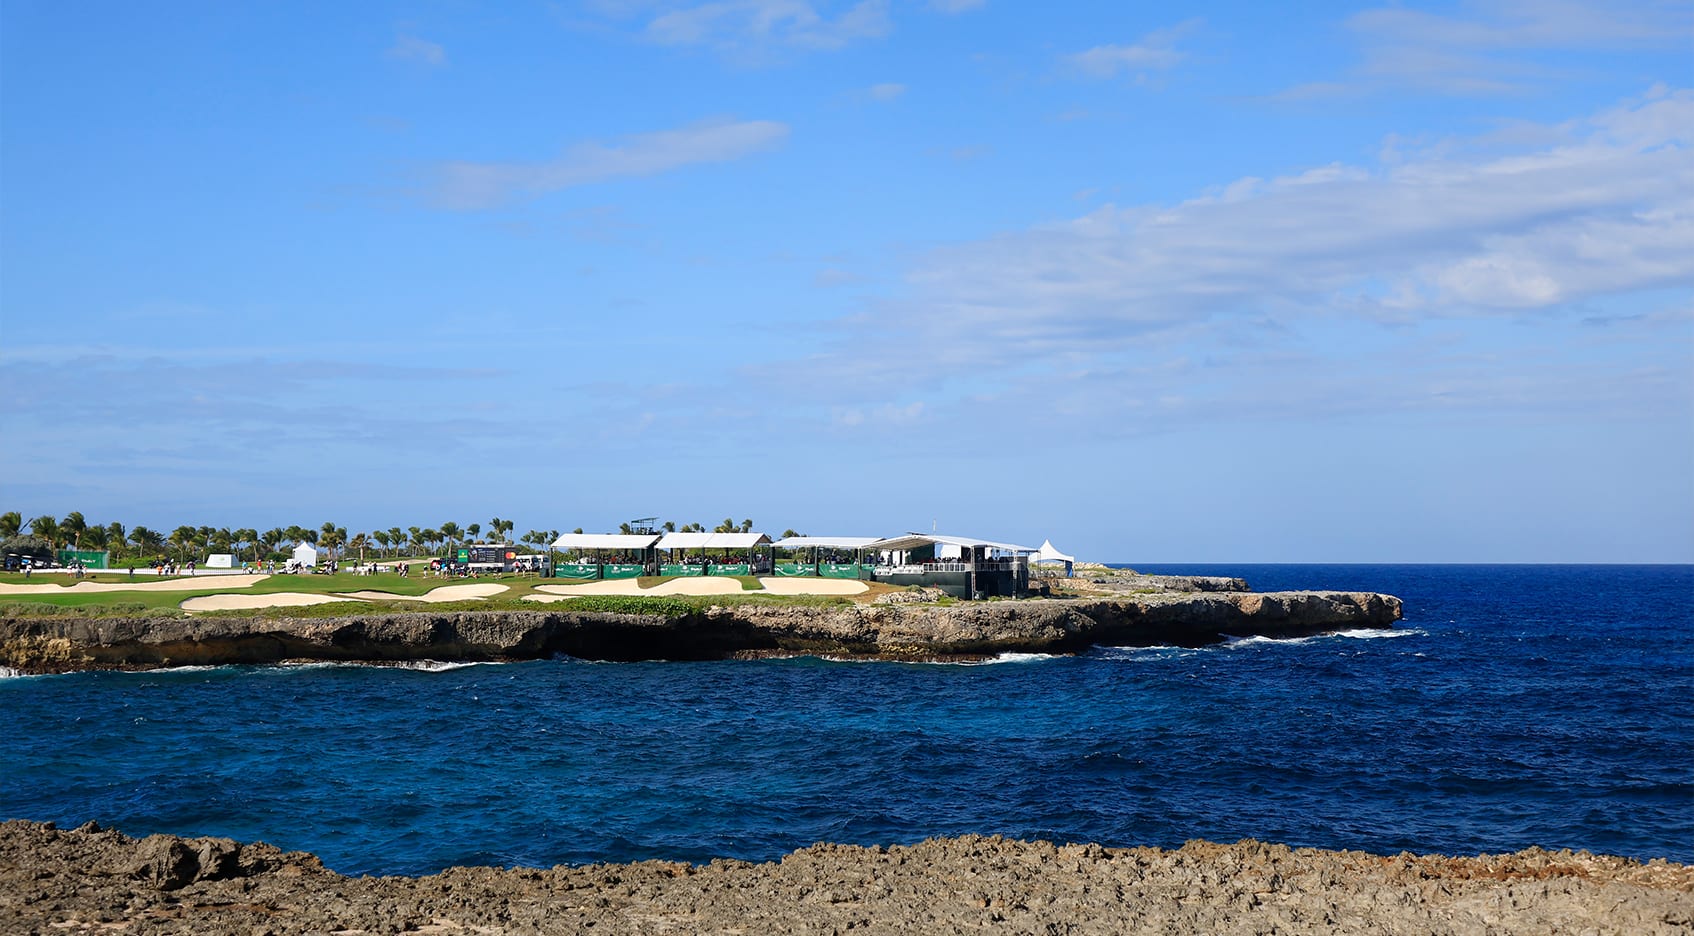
[457,545,518,570]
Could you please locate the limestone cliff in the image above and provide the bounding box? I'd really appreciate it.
[0,591,1401,673]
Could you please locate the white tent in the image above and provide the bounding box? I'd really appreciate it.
[1031,539,1075,577]
[549,533,661,551]
[291,543,318,567]
[655,532,771,550]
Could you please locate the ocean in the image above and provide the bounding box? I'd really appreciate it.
[3,564,1690,877]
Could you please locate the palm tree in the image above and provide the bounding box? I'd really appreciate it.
[106,522,126,559]
[130,526,164,559]
[439,521,462,552]
[236,528,259,562]
[29,515,59,548]
[495,518,515,543]
[0,511,21,538]
[373,530,392,556]
[348,532,369,562]
[466,523,482,543]
[421,529,441,554]
[663,521,676,533]
[61,512,87,549]
[83,524,109,553]
[261,528,285,560]
[406,527,422,557]
[389,527,406,556]
[169,526,197,563]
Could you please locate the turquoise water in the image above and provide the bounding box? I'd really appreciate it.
[3,564,1690,876]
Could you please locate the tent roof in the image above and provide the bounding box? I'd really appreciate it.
[1032,538,1076,563]
[656,532,772,550]
[771,536,880,549]
[866,532,1037,554]
[550,533,660,550]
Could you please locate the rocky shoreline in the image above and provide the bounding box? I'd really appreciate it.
[3,820,1688,935]
[0,590,1401,673]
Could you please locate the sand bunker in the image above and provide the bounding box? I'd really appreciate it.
[535,580,651,596]
[535,577,868,598]
[0,575,271,596]
[755,577,868,596]
[336,584,509,603]
[180,592,355,612]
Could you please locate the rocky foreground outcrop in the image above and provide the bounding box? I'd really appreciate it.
[2,820,1688,935]
[0,592,1401,673]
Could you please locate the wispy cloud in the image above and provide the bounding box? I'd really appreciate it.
[1065,19,1201,81]
[866,82,905,101]
[1281,0,1691,98]
[929,0,983,12]
[640,0,890,55]
[767,88,1693,427]
[426,118,789,209]
[387,34,446,66]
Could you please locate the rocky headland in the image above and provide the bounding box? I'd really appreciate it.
[3,820,1688,935]
[0,588,1401,673]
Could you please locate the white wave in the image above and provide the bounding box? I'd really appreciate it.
[386,660,504,672]
[1089,645,1195,659]
[0,665,40,679]
[112,664,237,675]
[1335,628,1425,639]
[1224,628,1424,648]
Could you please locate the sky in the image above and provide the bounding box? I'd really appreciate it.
[1,0,1690,562]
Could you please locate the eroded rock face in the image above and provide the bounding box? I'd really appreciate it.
[2,820,1687,935]
[0,591,1403,673]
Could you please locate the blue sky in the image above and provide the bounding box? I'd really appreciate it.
[2,0,1690,562]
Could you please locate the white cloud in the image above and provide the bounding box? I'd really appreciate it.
[930,0,983,12]
[427,119,789,209]
[867,82,905,101]
[1285,0,1691,97]
[1066,19,1200,80]
[779,89,1693,410]
[644,0,889,53]
[387,34,446,66]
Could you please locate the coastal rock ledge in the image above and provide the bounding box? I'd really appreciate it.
[2,820,1689,935]
[0,591,1401,673]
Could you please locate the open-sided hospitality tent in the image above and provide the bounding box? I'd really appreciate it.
[654,532,773,576]
[770,536,880,579]
[548,533,661,580]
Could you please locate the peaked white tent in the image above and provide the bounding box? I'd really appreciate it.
[291,543,318,568]
[1031,539,1075,576]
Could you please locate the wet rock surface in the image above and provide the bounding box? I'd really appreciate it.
[3,820,1688,935]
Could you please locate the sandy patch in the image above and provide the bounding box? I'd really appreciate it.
[180,592,355,612]
[0,575,271,596]
[645,578,746,596]
[336,584,509,603]
[534,578,748,597]
[535,581,650,596]
[755,577,869,596]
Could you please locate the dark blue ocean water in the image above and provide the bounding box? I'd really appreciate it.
[3,565,1690,876]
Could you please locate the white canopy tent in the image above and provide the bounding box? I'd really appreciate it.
[655,532,771,550]
[549,533,661,551]
[1031,538,1076,576]
[290,543,318,568]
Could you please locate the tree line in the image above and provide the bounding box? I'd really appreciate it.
[0,512,803,565]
